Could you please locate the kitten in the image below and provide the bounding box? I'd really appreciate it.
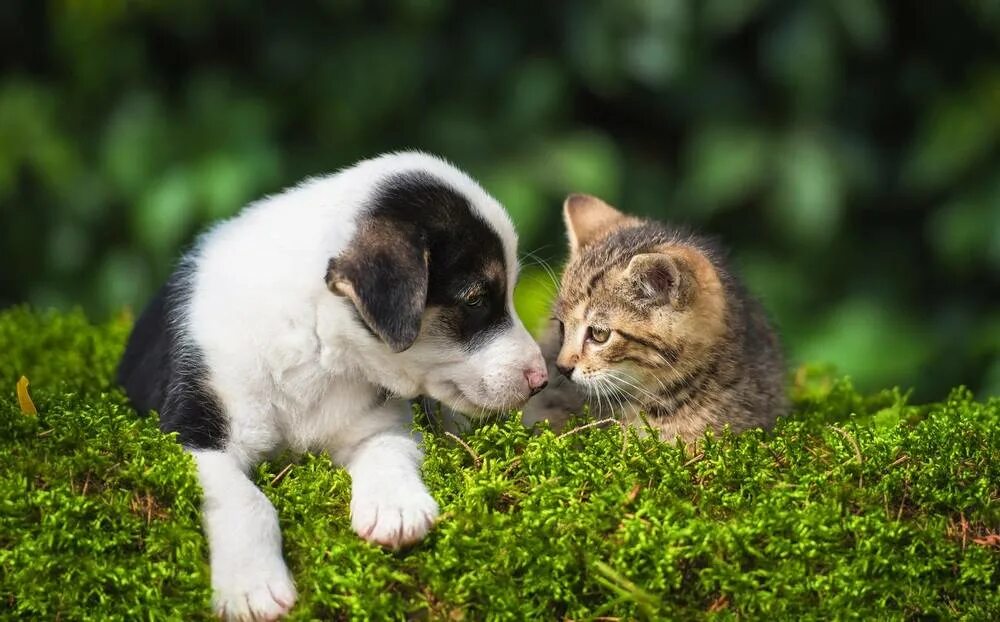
[523,194,787,442]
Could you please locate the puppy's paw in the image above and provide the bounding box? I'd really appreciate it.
[350,481,440,549]
[212,557,297,621]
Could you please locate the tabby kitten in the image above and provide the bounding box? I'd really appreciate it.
[523,194,787,442]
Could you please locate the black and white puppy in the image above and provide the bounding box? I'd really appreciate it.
[117,152,548,620]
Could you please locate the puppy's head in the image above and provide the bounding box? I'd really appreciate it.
[327,159,547,415]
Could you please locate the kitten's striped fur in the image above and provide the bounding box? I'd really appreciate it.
[523,195,787,442]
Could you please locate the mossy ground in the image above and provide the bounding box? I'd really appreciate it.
[1,307,998,620]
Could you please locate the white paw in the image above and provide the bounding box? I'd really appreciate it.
[350,481,440,549]
[212,559,297,621]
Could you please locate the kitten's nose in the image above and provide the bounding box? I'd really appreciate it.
[524,367,548,396]
[555,363,574,379]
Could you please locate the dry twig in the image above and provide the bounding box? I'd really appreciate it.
[269,463,294,487]
[445,431,481,468]
[556,417,617,439]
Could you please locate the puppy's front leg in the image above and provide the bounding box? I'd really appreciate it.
[192,450,296,621]
[336,416,440,549]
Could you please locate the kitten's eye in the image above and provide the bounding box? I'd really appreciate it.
[587,326,611,344]
[465,293,486,308]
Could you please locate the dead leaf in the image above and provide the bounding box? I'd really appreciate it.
[972,534,1000,548]
[626,483,642,504]
[16,376,36,415]
[707,594,729,612]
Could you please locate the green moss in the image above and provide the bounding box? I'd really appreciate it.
[1,307,998,620]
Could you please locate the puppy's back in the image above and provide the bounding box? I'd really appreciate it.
[117,283,171,414]
[118,261,229,449]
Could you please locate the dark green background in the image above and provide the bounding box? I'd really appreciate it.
[1,1,997,400]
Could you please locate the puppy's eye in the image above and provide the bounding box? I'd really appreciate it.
[465,293,486,308]
[587,326,611,344]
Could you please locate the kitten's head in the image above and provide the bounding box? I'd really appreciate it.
[551,194,730,403]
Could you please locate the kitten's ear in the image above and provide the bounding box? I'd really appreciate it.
[326,220,428,352]
[563,194,630,258]
[624,251,691,309]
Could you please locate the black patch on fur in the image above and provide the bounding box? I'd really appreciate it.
[327,172,511,351]
[375,385,394,406]
[117,264,228,450]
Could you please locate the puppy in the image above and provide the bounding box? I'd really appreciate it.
[117,152,548,620]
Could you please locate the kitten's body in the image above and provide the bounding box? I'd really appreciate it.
[523,195,786,442]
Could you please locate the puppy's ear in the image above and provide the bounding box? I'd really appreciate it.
[563,194,632,259]
[326,220,428,352]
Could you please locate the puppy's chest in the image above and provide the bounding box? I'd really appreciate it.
[268,366,377,451]
[260,314,376,450]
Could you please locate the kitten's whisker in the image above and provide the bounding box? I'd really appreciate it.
[518,255,558,298]
[601,378,628,420]
[597,378,613,420]
[620,371,669,397]
[648,351,697,389]
[588,381,599,417]
[596,378,614,420]
[594,380,607,420]
[604,375,644,406]
[594,381,607,419]
[612,368,669,399]
[605,369,673,411]
[649,350,684,379]
[629,366,670,395]
[600,376,627,422]
[520,249,560,294]
[522,243,553,256]
[609,374,665,405]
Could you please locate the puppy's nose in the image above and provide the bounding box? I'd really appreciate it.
[555,363,574,379]
[524,367,549,396]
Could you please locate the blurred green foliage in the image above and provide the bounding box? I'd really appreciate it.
[0,1,997,399]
